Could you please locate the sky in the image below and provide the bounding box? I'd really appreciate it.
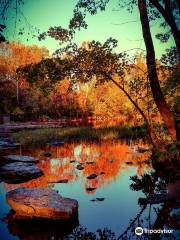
[3,0,175,59]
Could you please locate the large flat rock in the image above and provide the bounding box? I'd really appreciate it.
[0,162,43,183]
[6,187,78,220]
[3,155,39,163]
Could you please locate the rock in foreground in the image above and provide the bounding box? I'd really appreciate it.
[6,187,78,220]
[0,162,43,183]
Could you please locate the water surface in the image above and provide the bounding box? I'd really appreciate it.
[0,140,166,239]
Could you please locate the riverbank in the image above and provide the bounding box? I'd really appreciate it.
[10,125,147,146]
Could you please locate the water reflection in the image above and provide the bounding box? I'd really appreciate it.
[2,140,179,239]
[5,211,79,240]
[119,162,180,240]
[5,140,151,193]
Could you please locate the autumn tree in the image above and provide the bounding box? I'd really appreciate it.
[53,0,178,142]
[2,0,179,143]
[0,41,49,118]
[21,39,159,145]
[87,80,134,126]
[50,79,83,119]
[116,0,180,140]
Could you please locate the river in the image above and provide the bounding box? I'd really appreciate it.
[0,139,179,239]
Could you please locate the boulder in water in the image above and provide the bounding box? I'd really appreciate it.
[0,162,43,183]
[6,187,78,220]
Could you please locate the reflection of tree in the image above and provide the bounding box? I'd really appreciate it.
[117,204,147,240]
[4,143,180,239]
[5,141,150,193]
[130,172,157,196]
[64,227,116,240]
[117,162,180,240]
[6,211,79,240]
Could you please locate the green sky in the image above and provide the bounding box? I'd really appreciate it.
[4,0,175,58]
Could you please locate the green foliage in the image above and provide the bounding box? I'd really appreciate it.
[19,58,69,85]
[38,26,72,43]
[161,47,179,67]
[155,33,170,43]
[20,38,128,90]
[69,0,109,31]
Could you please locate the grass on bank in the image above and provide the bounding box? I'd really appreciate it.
[11,125,147,146]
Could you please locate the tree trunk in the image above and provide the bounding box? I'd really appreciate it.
[173,33,180,59]
[138,0,177,141]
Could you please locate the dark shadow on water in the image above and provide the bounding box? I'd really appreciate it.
[5,211,79,240]
[123,159,180,240]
